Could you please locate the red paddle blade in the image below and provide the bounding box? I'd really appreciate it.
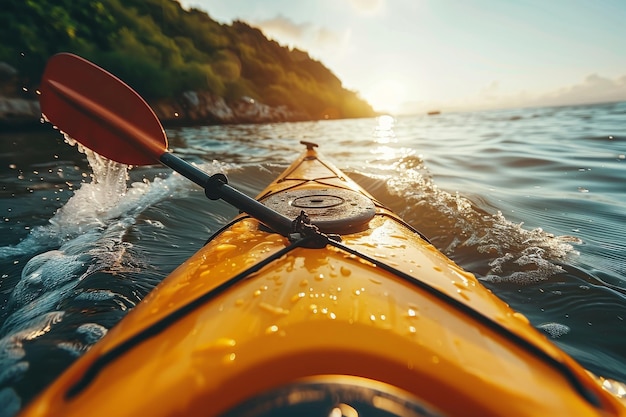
[39,53,167,165]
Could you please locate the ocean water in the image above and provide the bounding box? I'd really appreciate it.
[0,101,625,414]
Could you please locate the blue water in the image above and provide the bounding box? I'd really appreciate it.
[0,101,625,414]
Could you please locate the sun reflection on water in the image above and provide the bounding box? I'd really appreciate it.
[370,115,400,167]
[374,115,396,144]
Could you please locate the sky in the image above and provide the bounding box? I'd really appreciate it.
[178,0,626,114]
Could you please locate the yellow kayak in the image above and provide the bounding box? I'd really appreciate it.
[20,141,626,417]
[24,52,625,417]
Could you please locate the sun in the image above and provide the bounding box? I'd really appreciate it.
[365,78,407,114]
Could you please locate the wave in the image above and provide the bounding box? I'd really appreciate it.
[0,139,233,407]
[350,153,577,286]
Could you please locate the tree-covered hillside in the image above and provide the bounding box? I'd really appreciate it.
[0,0,375,120]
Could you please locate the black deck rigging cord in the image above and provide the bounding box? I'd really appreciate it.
[66,215,601,408]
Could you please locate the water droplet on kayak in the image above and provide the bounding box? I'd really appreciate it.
[315,273,324,281]
[214,338,237,349]
[235,298,244,306]
[266,325,279,334]
[407,308,418,318]
[452,281,465,289]
[196,338,237,355]
[512,312,529,324]
[222,353,236,365]
[340,266,351,276]
[433,266,443,272]
[259,302,289,316]
[299,279,309,287]
[457,289,470,301]
[291,292,306,303]
[215,243,237,253]
[408,326,416,334]
[597,376,626,399]
[358,258,376,267]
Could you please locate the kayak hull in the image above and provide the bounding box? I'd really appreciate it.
[20,144,625,417]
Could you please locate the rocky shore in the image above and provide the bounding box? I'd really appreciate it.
[0,61,312,130]
[0,92,310,130]
[0,96,43,128]
[151,91,309,126]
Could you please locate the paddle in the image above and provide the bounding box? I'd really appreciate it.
[39,53,293,236]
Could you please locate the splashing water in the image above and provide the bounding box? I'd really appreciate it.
[0,139,129,258]
[0,130,235,409]
[382,153,576,284]
[0,135,198,404]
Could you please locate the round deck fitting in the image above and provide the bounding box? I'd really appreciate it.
[262,188,376,234]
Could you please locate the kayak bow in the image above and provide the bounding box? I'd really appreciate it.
[21,54,626,417]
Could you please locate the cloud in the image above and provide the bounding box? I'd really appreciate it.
[253,15,348,56]
[348,0,385,15]
[540,73,626,106]
[253,14,311,40]
[314,26,346,46]
[468,74,626,111]
[398,73,626,115]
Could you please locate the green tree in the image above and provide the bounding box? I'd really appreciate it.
[0,0,375,119]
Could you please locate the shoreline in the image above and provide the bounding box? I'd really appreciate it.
[0,94,369,132]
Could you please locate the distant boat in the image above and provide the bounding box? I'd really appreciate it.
[427,110,441,116]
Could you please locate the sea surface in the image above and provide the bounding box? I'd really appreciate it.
[0,101,625,414]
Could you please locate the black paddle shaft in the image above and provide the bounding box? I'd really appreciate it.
[159,152,293,236]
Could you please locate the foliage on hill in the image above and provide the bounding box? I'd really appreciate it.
[0,0,375,120]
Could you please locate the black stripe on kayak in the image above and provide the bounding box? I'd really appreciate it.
[328,239,602,408]
[65,222,601,408]
[65,222,318,399]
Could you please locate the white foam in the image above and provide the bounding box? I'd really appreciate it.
[385,160,575,284]
[76,323,108,345]
[0,136,231,358]
[537,322,571,338]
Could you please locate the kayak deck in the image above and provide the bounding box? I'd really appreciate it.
[20,143,625,417]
